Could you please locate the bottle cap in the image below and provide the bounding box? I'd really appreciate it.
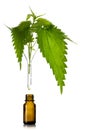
[25,94,34,101]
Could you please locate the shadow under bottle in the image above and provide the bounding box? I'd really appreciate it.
[23,94,36,125]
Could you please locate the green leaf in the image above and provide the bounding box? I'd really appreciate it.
[10,21,33,69]
[36,20,70,94]
[32,18,52,30]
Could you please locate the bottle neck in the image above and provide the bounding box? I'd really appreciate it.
[25,94,34,102]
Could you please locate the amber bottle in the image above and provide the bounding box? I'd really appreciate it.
[23,94,36,125]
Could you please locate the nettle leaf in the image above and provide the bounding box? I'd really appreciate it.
[8,10,72,93]
[35,19,70,93]
[10,21,33,69]
[32,18,52,31]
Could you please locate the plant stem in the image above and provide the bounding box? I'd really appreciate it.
[27,42,32,90]
[24,53,30,90]
[24,41,38,90]
[26,13,36,90]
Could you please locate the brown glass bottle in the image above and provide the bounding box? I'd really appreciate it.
[23,94,36,125]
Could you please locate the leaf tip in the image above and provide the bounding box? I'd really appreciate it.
[60,86,63,94]
[19,62,22,70]
[4,24,11,30]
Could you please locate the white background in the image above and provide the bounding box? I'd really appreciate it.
[0,0,87,130]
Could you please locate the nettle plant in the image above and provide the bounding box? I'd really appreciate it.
[8,9,72,94]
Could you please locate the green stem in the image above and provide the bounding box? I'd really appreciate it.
[24,41,37,90]
[24,53,30,90]
[27,42,32,90]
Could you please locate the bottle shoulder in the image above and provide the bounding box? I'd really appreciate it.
[24,101,35,106]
